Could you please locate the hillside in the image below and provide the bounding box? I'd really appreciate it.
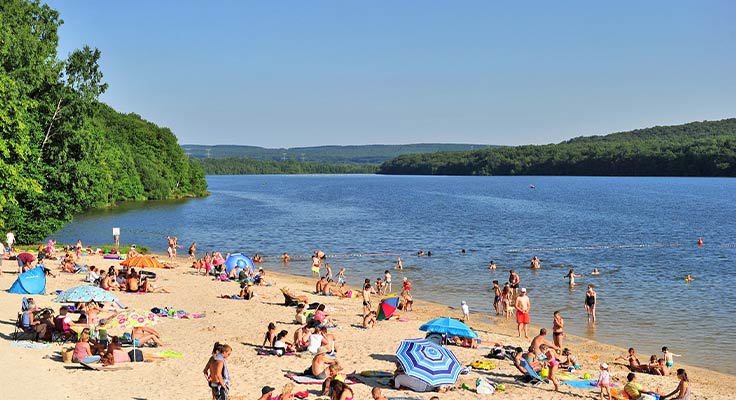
[182,143,493,164]
[378,119,736,177]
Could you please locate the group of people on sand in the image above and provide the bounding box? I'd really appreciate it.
[93,265,171,294]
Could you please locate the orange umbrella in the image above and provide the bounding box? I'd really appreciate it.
[120,256,164,269]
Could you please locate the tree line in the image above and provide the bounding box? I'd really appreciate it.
[378,119,736,177]
[195,158,377,175]
[0,0,207,243]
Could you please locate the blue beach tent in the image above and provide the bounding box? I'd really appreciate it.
[8,267,46,294]
[225,253,255,275]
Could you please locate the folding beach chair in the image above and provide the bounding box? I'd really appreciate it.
[280,288,303,306]
[519,358,548,386]
[13,313,39,342]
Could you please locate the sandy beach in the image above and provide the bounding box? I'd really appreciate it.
[1,252,732,400]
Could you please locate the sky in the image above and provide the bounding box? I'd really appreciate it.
[47,0,736,147]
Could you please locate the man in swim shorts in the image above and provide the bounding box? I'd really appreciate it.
[508,270,520,300]
[515,288,531,339]
[304,351,335,379]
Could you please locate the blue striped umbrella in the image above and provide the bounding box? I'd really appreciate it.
[395,338,462,386]
[54,285,119,303]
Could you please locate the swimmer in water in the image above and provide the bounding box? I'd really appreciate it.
[530,256,541,269]
[685,274,695,282]
[564,268,583,287]
[489,260,497,271]
[591,268,600,275]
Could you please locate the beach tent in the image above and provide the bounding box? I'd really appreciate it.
[225,253,255,275]
[8,267,46,294]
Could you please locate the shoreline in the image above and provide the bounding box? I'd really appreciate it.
[1,251,732,399]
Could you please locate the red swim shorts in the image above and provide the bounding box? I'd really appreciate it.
[516,310,530,324]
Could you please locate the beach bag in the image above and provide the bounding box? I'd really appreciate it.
[61,348,74,363]
[128,349,144,362]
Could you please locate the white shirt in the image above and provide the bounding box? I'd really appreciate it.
[6,232,14,246]
[307,333,324,354]
[461,303,469,316]
[394,374,434,392]
[87,270,100,283]
[273,340,287,355]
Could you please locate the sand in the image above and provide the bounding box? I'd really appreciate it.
[0,253,732,400]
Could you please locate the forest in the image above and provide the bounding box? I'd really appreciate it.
[195,158,376,175]
[182,143,492,164]
[0,0,207,243]
[378,119,736,177]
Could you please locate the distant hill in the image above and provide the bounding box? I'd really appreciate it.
[181,143,493,164]
[378,119,736,177]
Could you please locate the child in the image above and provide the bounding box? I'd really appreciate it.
[337,267,346,284]
[384,270,392,293]
[325,263,333,279]
[376,278,384,295]
[662,347,681,369]
[597,363,610,400]
[492,280,501,315]
[461,301,469,321]
[263,322,277,348]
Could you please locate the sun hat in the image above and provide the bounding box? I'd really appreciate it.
[461,301,466,304]
[601,363,609,369]
[520,287,527,293]
[261,386,275,395]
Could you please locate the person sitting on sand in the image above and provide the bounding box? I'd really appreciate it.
[624,372,661,400]
[307,327,325,354]
[531,328,558,356]
[559,348,578,369]
[313,304,335,326]
[263,322,277,348]
[73,329,102,364]
[648,354,665,376]
[322,278,335,295]
[363,310,377,328]
[331,282,352,299]
[140,275,171,293]
[132,326,165,347]
[126,271,140,292]
[616,348,650,374]
[394,363,435,392]
[239,281,254,300]
[316,277,327,294]
[329,380,353,400]
[662,368,691,400]
[372,387,388,400]
[320,326,338,354]
[293,325,311,352]
[399,289,413,311]
[321,362,345,396]
[273,330,295,356]
[127,245,140,259]
[303,350,336,379]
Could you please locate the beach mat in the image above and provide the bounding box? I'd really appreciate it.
[155,350,184,358]
[9,341,51,349]
[80,362,134,371]
[286,374,358,385]
[561,379,617,389]
[360,370,394,377]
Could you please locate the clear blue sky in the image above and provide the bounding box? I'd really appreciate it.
[48,0,735,147]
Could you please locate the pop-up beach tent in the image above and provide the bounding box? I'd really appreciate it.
[8,267,46,294]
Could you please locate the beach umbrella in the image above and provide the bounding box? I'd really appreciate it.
[419,317,478,339]
[54,285,120,303]
[103,309,162,331]
[395,338,462,386]
[225,253,254,275]
[377,294,400,321]
[121,256,164,269]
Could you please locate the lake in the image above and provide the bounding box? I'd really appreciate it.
[52,175,736,372]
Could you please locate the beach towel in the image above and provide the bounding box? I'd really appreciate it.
[256,349,297,356]
[9,341,51,349]
[388,398,423,400]
[80,362,133,371]
[155,350,184,358]
[286,374,358,385]
[360,370,394,377]
[561,379,618,389]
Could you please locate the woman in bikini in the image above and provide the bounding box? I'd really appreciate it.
[552,310,565,348]
[330,380,354,400]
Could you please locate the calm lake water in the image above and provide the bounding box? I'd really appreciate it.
[53,175,736,372]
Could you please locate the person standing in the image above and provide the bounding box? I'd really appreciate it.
[492,280,501,315]
[552,310,565,348]
[205,343,232,400]
[396,256,403,269]
[0,240,4,276]
[508,270,520,300]
[6,231,15,255]
[188,242,197,261]
[112,227,120,248]
[515,288,531,338]
[585,284,597,323]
